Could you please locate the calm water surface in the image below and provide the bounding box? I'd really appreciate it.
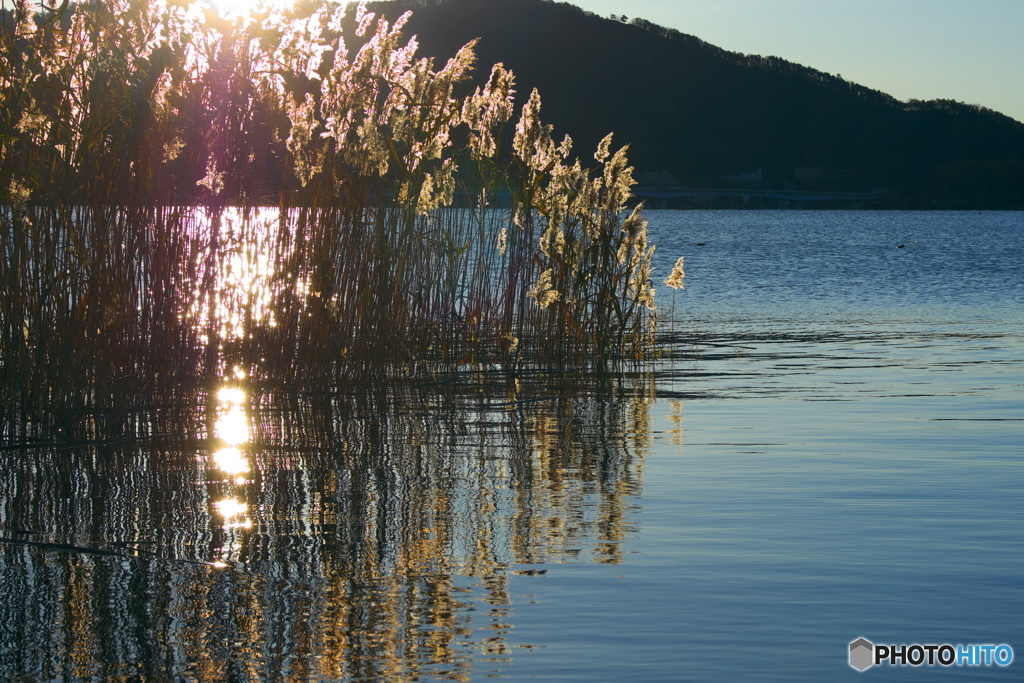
[1,211,1021,681]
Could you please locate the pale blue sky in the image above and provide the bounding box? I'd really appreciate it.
[569,0,1024,123]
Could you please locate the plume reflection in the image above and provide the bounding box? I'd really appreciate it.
[0,371,654,679]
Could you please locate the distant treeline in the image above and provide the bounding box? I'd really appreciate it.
[372,0,1024,208]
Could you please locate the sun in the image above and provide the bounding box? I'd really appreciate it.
[210,0,293,19]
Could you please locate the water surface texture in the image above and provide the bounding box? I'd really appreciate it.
[2,210,1022,681]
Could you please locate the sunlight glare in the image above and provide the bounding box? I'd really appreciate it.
[211,0,294,19]
[215,405,249,445]
[217,386,246,405]
[215,386,249,445]
[214,497,248,519]
[213,446,250,475]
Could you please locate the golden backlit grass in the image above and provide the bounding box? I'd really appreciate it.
[1,0,679,436]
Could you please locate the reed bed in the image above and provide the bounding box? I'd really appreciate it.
[1,0,680,436]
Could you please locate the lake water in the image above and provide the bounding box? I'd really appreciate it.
[1,210,1021,681]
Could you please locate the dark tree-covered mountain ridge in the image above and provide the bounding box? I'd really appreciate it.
[372,0,1024,207]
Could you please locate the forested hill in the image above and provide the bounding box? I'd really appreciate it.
[373,0,1024,207]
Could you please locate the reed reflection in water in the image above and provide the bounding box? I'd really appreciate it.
[0,371,653,680]
[1,193,659,678]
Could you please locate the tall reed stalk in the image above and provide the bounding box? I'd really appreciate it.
[1,0,675,435]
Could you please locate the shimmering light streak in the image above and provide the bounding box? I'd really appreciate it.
[215,403,248,446]
[218,386,245,404]
[214,497,248,519]
[213,446,250,475]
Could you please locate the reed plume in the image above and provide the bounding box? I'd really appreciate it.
[1,0,678,435]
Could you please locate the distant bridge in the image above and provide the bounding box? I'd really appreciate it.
[448,186,877,208]
[631,187,874,205]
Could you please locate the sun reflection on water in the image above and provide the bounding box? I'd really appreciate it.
[217,386,246,404]
[214,497,250,521]
[213,446,249,476]
[209,381,254,566]
[187,208,315,347]
[215,387,249,445]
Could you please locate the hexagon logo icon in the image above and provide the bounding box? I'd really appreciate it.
[850,638,874,671]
